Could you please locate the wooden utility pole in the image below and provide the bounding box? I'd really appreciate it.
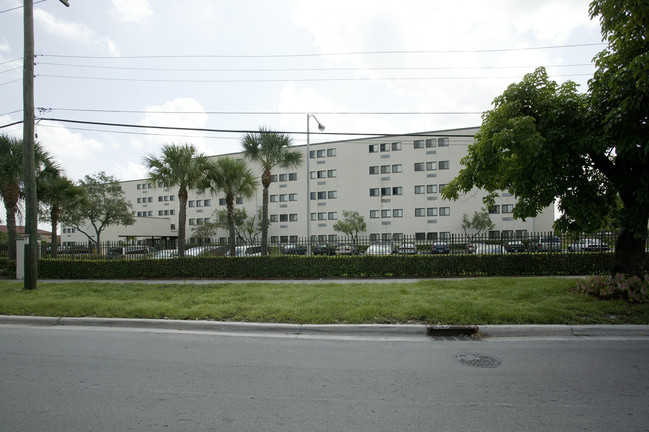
[23,0,37,290]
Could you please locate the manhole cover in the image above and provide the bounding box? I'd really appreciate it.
[454,354,502,368]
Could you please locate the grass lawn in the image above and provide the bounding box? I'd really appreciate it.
[0,277,648,325]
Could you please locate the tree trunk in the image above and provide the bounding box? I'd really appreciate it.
[613,228,646,276]
[261,169,271,256]
[226,193,236,256]
[5,203,17,260]
[178,188,188,257]
[51,205,59,258]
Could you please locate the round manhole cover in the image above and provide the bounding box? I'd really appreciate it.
[454,354,502,368]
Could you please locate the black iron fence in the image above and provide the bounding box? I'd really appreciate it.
[31,231,625,260]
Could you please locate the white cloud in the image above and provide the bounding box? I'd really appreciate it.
[34,9,118,55]
[36,123,105,179]
[111,0,153,23]
[113,161,148,181]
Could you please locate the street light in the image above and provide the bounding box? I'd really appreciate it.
[306,114,325,256]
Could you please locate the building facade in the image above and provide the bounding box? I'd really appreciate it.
[61,127,554,246]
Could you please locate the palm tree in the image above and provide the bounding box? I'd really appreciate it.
[241,127,302,255]
[38,174,83,258]
[201,157,257,256]
[0,135,58,259]
[143,143,212,257]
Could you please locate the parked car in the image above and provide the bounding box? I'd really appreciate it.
[336,243,359,255]
[397,242,418,255]
[567,239,610,252]
[364,244,395,255]
[107,245,157,259]
[504,240,526,253]
[473,244,507,255]
[431,242,450,254]
[280,244,307,255]
[184,245,227,257]
[466,241,484,254]
[225,245,262,257]
[151,249,178,259]
[537,236,562,252]
[313,244,337,255]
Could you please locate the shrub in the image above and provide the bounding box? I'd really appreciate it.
[577,274,649,303]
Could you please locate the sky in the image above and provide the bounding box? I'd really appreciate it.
[1,0,604,225]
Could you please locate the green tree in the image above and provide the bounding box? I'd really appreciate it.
[333,210,367,245]
[443,0,648,275]
[144,143,212,257]
[200,157,257,255]
[461,209,495,241]
[211,207,266,245]
[241,127,302,255]
[60,172,135,252]
[0,135,58,259]
[38,174,84,258]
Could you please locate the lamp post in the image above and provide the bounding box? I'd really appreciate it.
[306,114,325,256]
[22,0,69,290]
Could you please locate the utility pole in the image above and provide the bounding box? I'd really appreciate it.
[22,0,69,290]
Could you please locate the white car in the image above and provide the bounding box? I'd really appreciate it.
[225,245,262,257]
[184,246,226,257]
[364,244,394,255]
[567,239,610,252]
[151,249,178,259]
[473,244,507,255]
[397,242,418,255]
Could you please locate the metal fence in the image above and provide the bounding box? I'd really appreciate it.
[31,231,625,260]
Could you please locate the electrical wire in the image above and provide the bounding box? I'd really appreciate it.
[39,108,485,115]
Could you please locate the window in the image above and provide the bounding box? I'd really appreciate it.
[369,144,378,153]
[327,148,336,157]
[426,161,437,171]
[148,197,153,203]
[289,214,298,222]
[189,200,195,207]
[392,164,402,173]
[489,230,500,240]
[310,171,316,179]
[164,210,169,216]
[415,185,425,194]
[427,207,438,217]
[370,210,380,219]
[289,193,297,201]
[328,190,337,199]
[426,138,436,148]
[438,137,449,146]
[158,210,163,216]
[488,205,500,214]
[289,173,298,181]
[310,213,316,221]
[392,187,403,195]
[280,214,288,222]
[391,142,402,151]
[380,143,390,152]
[203,199,211,206]
[270,194,278,202]
[393,209,403,218]
[270,174,278,182]
[381,187,391,196]
[309,150,316,159]
[279,173,288,182]
[164,195,169,202]
[170,210,175,215]
[137,212,142,217]
[317,149,325,158]
[381,209,391,218]
[414,162,425,171]
[196,218,204,225]
[328,212,337,220]
[381,165,391,174]
[369,166,379,175]
[414,140,424,149]
[327,169,336,178]
[169,195,174,201]
[204,218,211,224]
[171,224,176,230]
[279,194,287,202]
[219,198,226,206]
[137,198,142,203]
[370,188,379,197]
[189,218,195,226]
[416,232,426,240]
[427,184,437,194]
[439,161,450,170]
[439,184,446,193]
[415,208,426,217]
[156,196,161,202]
[317,191,326,200]
[270,214,278,222]
[137,184,141,190]
[318,212,326,220]
[502,204,514,213]
[317,170,326,179]
[196,200,202,207]
[439,207,451,216]
[147,184,152,189]
[310,192,316,200]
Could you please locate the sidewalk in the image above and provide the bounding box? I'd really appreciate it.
[1,315,648,339]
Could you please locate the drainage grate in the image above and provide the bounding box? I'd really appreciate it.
[454,353,502,368]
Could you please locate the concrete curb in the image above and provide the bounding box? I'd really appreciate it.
[1,316,648,338]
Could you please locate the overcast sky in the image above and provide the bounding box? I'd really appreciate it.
[2,0,602,187]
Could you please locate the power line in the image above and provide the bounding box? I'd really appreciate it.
[0,1,46,14]
[40,108,485,115]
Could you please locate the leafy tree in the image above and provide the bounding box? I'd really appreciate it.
[333,210,367,245]
[38,174,84,258]
[144,143,213,257]
[200,157,257,256]
[443,0,648,275]
[0,135,58,259]
[242,127,302,255]
[210,207,266,245]
[190,221,218,243]
[59,172,135,252]
[461,209,495,241]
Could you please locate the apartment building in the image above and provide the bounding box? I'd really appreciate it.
[60,126,554,246]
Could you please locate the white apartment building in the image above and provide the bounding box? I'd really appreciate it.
[60,126,554,246]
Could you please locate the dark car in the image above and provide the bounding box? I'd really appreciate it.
[504,240,526,253]
[281,244,307,255]
[537,236,562,252]
[431,241,450,254]
[313,244,336,255]
[336,243,360,255]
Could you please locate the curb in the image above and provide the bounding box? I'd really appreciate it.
[1,316,648,338]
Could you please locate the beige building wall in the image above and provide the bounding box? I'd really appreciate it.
[61,127,555,244]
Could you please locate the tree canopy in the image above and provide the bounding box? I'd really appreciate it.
[443,0,648,275]
[333,210,367,244]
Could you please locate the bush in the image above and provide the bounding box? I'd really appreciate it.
[0,258,16,279]
[577,274,649,303]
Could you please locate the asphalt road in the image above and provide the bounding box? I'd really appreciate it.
[1,325,648,432]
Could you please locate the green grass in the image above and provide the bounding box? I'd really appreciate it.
[1,277,648,324]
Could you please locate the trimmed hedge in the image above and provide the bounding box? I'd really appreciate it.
[0,258,16,279]
[37,252,615,280]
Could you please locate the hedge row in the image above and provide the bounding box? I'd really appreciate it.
[37,252,615,280]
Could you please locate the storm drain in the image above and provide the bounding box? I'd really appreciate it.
[454,354,502,368]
